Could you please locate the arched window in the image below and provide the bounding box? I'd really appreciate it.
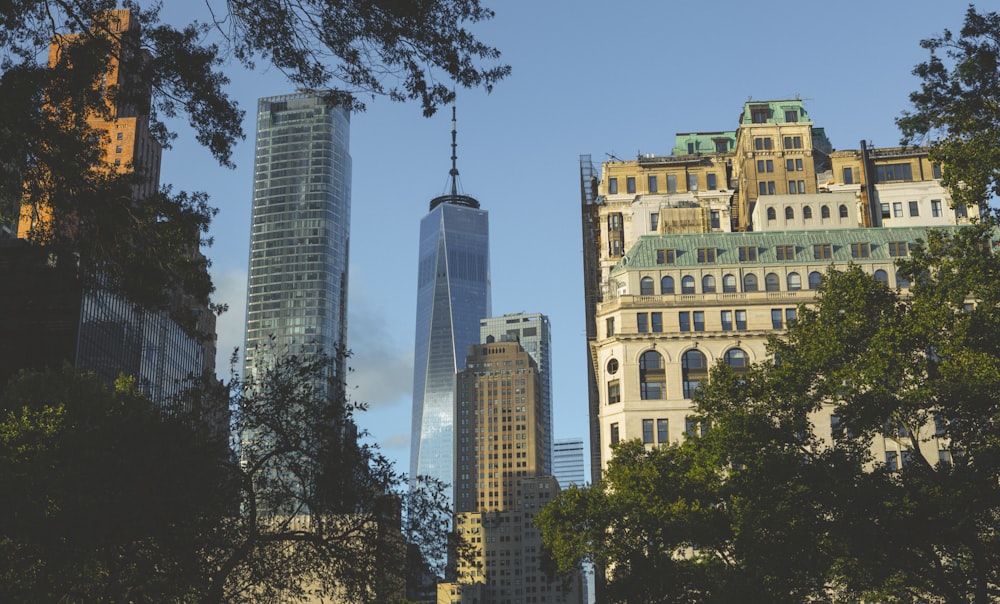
[681,275,695,294]
[821,205,831,219]
[640,350,666,400]
[765,272,780,291]
[723,348,749,374]
[682,349,708,398]
[702,275,716,293]
[896,271,910,288]
[722,274,737,293]
[640,276,654,295]
[839,204,849,218]
[661,276,675,294]
[767,207,776,220]
[787,272,802,291]
[803,206,813,219]
[808,271,822,290]
[785,207,794,220]
[744,273,759,292]
[874,269,889,285]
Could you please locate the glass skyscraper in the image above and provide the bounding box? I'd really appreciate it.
[244,93,352,389]
[410,115,490,505]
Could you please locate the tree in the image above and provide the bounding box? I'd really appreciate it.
[538,223,1000,604]
[2,0,508,315]
[0,366,231,602]
[898,5,1000,213]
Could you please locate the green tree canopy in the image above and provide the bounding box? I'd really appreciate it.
[538,223,1000,604]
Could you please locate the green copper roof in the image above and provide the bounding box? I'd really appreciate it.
[740,99,809,125]
[613,226,974,274]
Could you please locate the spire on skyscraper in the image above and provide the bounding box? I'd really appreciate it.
[430,106,479,210]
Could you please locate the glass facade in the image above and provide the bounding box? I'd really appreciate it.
[244,94,352,395]
[410,195,490,508]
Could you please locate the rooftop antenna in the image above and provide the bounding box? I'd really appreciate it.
[450,106,459,197]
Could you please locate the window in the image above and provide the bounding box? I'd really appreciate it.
[656,249,676,264]
[843,167,854,184]
[688,173,698,191]
[772,308,784,329]
[796,180,806,194]
[640,350,665,400]
[808,271,822,290]
[688,142,696,154]
[735,309,747,330]
[821,205,830,219]
[784,135,802,149]
[606,317,615,337]
[876,163,913,182]
[751,106,770,123]
[114,158,121,166]
[661,276,675,294]
[640,276,654,295]
[682,350,708,398]
[766,207,776,221]
[739,246,757,262]
[955,204,968,219]
[785,207,794,220]
[637,313,648,333]
[710,210,720,229]
[721,310,733,331]
[758,181,776,195]
[697,248,717,263]
[607,358,619,374]
[754,137,773,150]
[908,200,919,216]
[679,312,691,332]
[724,348,749,372]
[786,307,797,325]
[776,245,795,260]
[743,274,758,292]
[648,175,658,193]
[650,212,659,232]
[608,178,618,194]
[803,206,813,219]
[933,164,943,179]
[831,414,844,440]
[880,203,891,219]
[722,274,737,293]
[786,158,804,171]
[651,312,663,332]
[715,139,728,152]
[885,450,898,472]
[896,271,910,288]
[681,276,695,294]
[839,204,849,218]
[784,109,798,122]
[707,173,718,190]
[702,275,716,293]
[893,202,903,218]
[610,423,620,445]
[813,244,832,259]
[626,176,636,194]
[851,243,870,258]
[765,273,780,291]
[667,174,677,193]
[642,419,654,444]
[874,269,889,285]
[938,450,952,466]
[888,241,908,257]
[116,132,124,141]
[657,419,669,443]
[693,311,705,332]
[787,272,801,290]
[931,199,942,217]
[115,145,122,154]
[757,159,774,173]
[607,380,620,404]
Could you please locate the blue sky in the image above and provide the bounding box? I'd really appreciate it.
[157,0,968,478]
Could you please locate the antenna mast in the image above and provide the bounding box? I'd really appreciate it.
[450,106,459,197]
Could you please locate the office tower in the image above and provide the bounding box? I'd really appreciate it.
[410,110,490,508]
[480,312,553,474]
[553,438,586,489]
[243,93,352,393]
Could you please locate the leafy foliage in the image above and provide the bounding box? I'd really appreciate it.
[898,5,1000,212]
[539,223,1000,604]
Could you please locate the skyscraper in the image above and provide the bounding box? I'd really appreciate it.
[553,438,586,489]
[480,312,553,473]
[243,93,352,391]
[410,110,490,507]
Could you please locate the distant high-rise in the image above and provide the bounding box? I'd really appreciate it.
[480,313,553,474]
[243,93,352,391]
[553,438,586,489]
[409,109,490,506]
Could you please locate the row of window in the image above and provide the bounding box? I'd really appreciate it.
[635,267,906,299]
[634,307,797,334]
[608,173,721,195]
[653,241,905,268]
[766,204,849,220]
[753,135,803,150]
[607,347,747,403]
[879,199,957,220]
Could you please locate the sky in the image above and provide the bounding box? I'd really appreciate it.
[155,0,971,478]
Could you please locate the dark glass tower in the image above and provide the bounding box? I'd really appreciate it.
[410,110,490,508]
[244,93,352,387]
